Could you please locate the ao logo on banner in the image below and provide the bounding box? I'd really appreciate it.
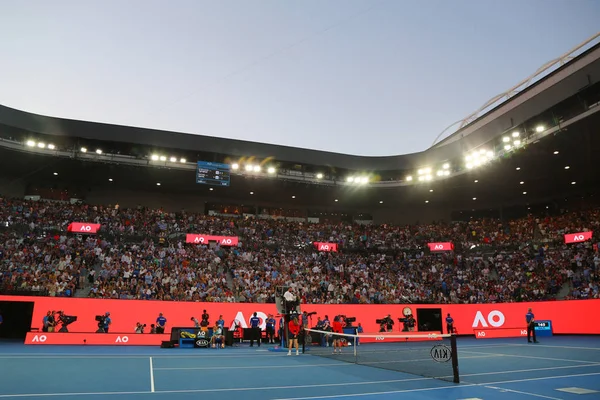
[115,336,129,343]
[31,335,47,343]
[472,310,505,328]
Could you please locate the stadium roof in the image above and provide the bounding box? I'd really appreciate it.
[0,41,599,173]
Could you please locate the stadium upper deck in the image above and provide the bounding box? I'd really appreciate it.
[0,40,599,223]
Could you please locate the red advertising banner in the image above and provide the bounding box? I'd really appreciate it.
[564,231,593,244]
[428,242,454,252]
[67,222,101,234]
[1,296,598,341]
[473,328,528,339]
[25,332,170,346]
[185,234,239,246]
[314,242,338,252]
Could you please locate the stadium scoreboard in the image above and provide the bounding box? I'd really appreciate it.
[196,161,231,186]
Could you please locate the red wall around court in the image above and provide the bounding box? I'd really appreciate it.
[1,296,599,336]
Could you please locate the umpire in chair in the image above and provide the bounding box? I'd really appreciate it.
[283,287,299,314]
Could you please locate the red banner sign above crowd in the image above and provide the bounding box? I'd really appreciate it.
[314,242,338,252]
[428,242,454,252]
[67,222,101,234]
[185,234,239,246]
[564,231,593,244]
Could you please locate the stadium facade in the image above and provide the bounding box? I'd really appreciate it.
[0,42,599,224]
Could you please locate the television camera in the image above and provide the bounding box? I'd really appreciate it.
[95,315,108,333]
[56,311,77,333]
[338,315,356,327]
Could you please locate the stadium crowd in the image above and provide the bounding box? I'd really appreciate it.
[0,197,598,303]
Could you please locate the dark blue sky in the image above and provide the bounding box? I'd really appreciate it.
[1,0,598,156]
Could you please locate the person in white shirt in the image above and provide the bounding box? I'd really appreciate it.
[283,287,298,314]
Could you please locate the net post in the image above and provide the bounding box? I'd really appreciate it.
[302,328,306,354]
[450,333,460,383]
[353,335,357,357]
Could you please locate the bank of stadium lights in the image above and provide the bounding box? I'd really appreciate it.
[417,168,432,182]
[465,149,494,169]
[347,176,369,184]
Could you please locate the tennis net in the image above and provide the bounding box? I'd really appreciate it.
[303,329,459,383]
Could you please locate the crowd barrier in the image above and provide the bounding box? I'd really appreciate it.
[25,332,170,345]
[1,296,598,345]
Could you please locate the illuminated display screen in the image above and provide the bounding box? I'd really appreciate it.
[535,320,552,331]
[196,161,231,186]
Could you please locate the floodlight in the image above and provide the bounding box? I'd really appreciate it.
[347,177,354,183]
[514,140,521,146]
[245,165,253,172]
[96,149,103,155]
[406,175,413,181]
[536,125,545,133]
[231,163,239,170]
[253,165,261,172]
[504,144,511,150]
[48,144,55,150]
[360,177,369,184]
[316,173,323,179]
[151,155,159,161]
[159,155,166,161]
[502,137,510,143]
[267,167,276,174]
[80,147,87,153]
[170,157,177,162]
[37,142,46,148]
[443,163,450,169]
[512,131,520,138]
[180,158,186,163]
[26,140,36,147]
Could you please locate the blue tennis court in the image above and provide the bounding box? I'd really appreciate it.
[0,336,599,399]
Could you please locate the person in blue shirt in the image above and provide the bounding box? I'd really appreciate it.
[356,323,364,346]
[216,315,225,328]
[156,313,167,334]
[526,308,539,343]
[445,313,454,334]
[249,312,261,347]
[103,312,111,333]
[265,314,276,344]
[279,316,285,346]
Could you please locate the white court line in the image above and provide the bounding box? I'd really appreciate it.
[149,357,155,393]
[460,349,595,364]
[0,353,282,360]
[510,343,600,351]
[484,385,562,400]
[459,362,600,378]
[0,376,436,398]
[2,371,600,399]
[272,372,600,400]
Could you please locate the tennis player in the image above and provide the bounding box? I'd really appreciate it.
[288,316,301,356]
[332,316,344,354]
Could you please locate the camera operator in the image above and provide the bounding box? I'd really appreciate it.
[399,314,416,332]
[377,315,394,332]
[201,310,210,324]
[95,312,111,333]
[135,322,146,334]
[191,317,201,328]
